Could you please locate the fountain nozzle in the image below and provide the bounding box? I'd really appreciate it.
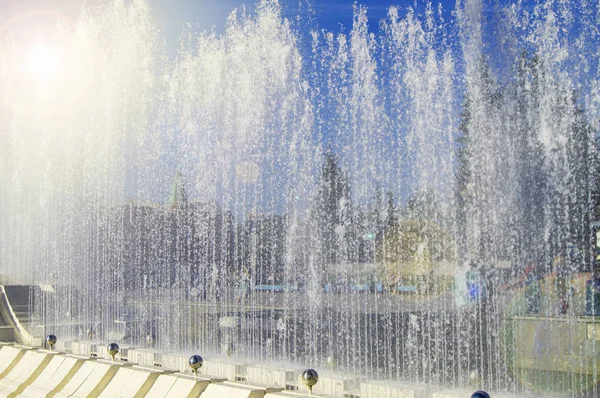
[46,335,57,350]
[107,343,119,361]
[302,369,318,394]
[189,355,203,377]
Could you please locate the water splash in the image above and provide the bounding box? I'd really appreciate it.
[0,0,599,394]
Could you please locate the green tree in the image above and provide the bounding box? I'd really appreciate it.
[457,50,598,271]
[310,149,351,266]
[455,96,472,262]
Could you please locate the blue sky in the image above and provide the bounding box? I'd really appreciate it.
[151,0,405,28]
[149,0,457,54]
[0,0,458,58]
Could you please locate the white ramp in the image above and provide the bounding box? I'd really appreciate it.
[116,367,160,398]
[143,374,178,398]
[97,366,159,398]
[0,346,25,375]
[202,382,268,398]
[50,359,102,398]
[17,354,68,397]
[144,374,210,398]
[96,367,135,398]
[24,354,65,387]
[35,356,82,396]
[0,350,50,397]
[165,376,208,398]
[68,360,123,397]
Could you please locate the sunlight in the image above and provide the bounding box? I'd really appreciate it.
[27,44,60,81]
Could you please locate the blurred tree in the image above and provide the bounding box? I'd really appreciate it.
[375,218,457,294]
[310,148,352,266]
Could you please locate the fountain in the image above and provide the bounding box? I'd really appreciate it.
[0,0,599,395]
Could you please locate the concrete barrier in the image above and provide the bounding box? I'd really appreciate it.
[298,373,359,397]
[53,340,71,353]
[4,338,511,398]
[360,380,432,398]
[0,338,537,398]
[246,366,299,389]
[97,346,131,362]
[159,354,188,373]
[202,359,246,381]
[127,349,160,368]
[70,341,99,358]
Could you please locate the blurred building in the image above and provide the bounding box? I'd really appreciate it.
[237,213,287,285]
[99,171,235,299]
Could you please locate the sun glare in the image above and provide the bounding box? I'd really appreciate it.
[27,44,59,81]
[1,9,91,114]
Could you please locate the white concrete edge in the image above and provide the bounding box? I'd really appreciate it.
[0,285,36,346]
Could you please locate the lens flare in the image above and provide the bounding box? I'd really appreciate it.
[27,44,59,81]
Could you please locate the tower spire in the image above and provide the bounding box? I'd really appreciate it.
[168,170,187,207]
